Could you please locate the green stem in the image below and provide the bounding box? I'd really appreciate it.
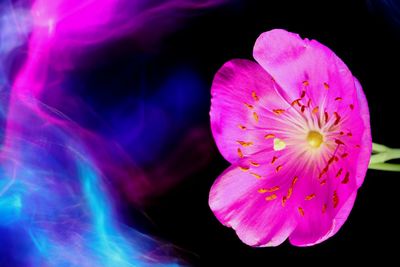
[372,143,389,153]
[369,143,400,172]
[368,163,400,172]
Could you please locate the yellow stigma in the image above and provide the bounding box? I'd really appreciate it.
[307,131,323,148]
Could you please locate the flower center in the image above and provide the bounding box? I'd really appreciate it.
[307,130,323,148]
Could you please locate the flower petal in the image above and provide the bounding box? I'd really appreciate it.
[253,29,356,113]
[210,59,294,163]
[209,149,307,247]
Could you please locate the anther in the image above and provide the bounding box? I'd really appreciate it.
[273,109,285,115]
[250,172,262,179]
[334,112,341,125]
[333,191,339,208]
[239,166,249,172]
[335,139,344,146]
[291,99,302,107]
[305,193,316,200]
[265,194,277,201]
[244,103,254,109]
[298,207,305,216]
[336,168,343,178]
[253,112,259,122]
[250,161,260,167]
[342,172,350,184]
[264,134,275,139]
[324,111,329,123]
[237,148,244,158]
[251,91,259,101]
[237,141,253,147]
[276,165,283,172]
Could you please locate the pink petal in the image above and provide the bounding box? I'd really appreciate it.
[210,59,293,163]
[209,148,309,247]
[253,29,356,113]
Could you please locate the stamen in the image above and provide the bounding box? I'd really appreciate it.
[251,91,259,101]
[323,82,330,89]
[259,186,280,194]
[237,148,244,158]
[312,106,319,114]
[298,207,305,216]
[237,141,253,147]
[250,161,260,167]
[282,196,287,206]
[300,90,306,98]
[273,109,285,115]
[319,166,328,179]
[238,125,247,130]
[292,176,298,187]
[349,104,354,110]
[253,112,259,123]
[303,80,309,86]
[282,177,297,206]
[335,97,342,101]
[341,153,349,158]
[336,168,343,178]
[244,103,254,109]
[265,186,280,192]
[324,111,329,123]
[333,190,339,208]
[334,112,341,125]
[342,172,350,184]
[271,156,278,164]
[291,99,302,107]
[305,193,316,200]
[276,165,283,172]
[264,134,275,139]
[265,194,277,201]
[239,166,249,172]
[250,172,262,179]
[335,139,345,145]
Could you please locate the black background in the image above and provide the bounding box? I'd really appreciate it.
[83,0,400,265]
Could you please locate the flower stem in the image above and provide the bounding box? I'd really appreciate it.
[368,163,400,172]
[369,142,400,172]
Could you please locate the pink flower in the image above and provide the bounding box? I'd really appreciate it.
[209,29,372,247]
